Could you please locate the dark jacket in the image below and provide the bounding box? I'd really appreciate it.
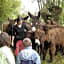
[12,23,28,40]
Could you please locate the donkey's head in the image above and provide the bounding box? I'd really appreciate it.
[28,11,40,27]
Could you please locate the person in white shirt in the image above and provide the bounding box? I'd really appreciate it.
[0,32,15,64]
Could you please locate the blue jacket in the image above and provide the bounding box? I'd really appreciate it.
[16,46,41,64]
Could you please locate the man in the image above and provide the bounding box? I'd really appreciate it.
[16,38,41,64]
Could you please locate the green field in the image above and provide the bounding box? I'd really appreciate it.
[41,53,64,64]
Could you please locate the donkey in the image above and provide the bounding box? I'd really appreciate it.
[28,11,41,53]
[35,25,64,62]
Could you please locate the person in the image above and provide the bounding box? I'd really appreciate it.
[0,32,15,64]
[12,16,28,56]
[16,38,41,64]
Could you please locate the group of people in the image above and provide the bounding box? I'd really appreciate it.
[0,16,41,64]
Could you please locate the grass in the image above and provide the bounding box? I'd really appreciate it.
[41,53,64,64]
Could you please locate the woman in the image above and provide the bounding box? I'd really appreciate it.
[12,16,28,56]
[0,32,15,64]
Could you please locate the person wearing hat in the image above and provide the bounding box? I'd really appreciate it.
[16,38,41,64]
[0,32,15,64]
[12,16,29,56]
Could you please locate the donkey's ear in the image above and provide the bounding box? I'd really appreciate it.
[23,16,29,20]
[8,17,12,22]
[37,11,40,18]
[8,17,10,21]
[28,12,34,19]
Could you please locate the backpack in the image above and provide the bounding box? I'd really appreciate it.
[21,60,36,64]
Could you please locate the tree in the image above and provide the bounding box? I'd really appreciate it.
[0,0,21,22]
[36,0,63,24]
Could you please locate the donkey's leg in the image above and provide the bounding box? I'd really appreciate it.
[49,44,56,62]
[43,48,47,60]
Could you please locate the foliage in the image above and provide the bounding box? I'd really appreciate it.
[36,0,64,25]
[0,0,21,22]
[59,1,64,25]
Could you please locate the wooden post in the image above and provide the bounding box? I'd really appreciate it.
[0,22,2,31]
